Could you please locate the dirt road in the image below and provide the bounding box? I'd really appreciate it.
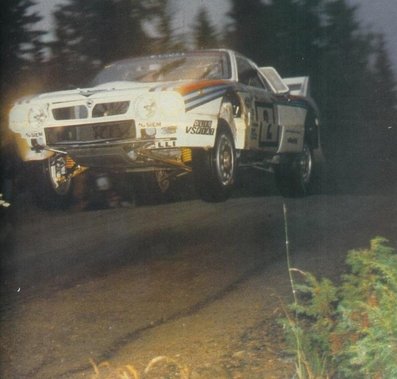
[1,163,396,378]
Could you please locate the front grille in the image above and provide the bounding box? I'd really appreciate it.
[52,105,88,120]
[93,101,130,117]
[45,120,136,145]
[51,101,130,120]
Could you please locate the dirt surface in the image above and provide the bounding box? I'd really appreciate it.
[1,159,396,378]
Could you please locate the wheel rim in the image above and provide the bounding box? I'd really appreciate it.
[298,144,313,185]
[215,134,235,186]
[48,156,72,195]
[155,170,170,193]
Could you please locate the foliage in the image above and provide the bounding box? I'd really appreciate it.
[225,0,389,158]
[0,0,46,145]
[1,0,397,160]
[192,7,220,49]
[281,237,397,378]
[49,0,154,88]
[0,0,43,77]
[145,0,186,54]
[226,0,270,64]
[225,0,324,73]
[369,34,397,159]
[0,0,44,103]
[315,0,375,156]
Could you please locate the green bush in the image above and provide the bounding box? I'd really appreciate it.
[281,237,397,379]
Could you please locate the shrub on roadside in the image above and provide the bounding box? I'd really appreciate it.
[281,237,397,379]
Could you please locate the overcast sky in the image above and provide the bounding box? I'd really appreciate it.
[33,0,397,72]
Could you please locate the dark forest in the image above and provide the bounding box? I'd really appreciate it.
[1,0,396,159]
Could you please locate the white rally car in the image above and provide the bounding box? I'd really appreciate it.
[9,49,322,205]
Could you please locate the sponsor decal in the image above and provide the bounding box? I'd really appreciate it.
[160,126,177,135]
[25,131,43,138]
[193,120,212,128]
[156,140,176,148]
[186,126,215,135]
[186,120,214,135]
[287,137,298,144]
[138,121,161,128]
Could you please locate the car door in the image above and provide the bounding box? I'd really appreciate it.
[235,56,280,152]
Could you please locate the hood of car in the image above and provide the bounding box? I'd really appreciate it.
[22,79,232,105]
[29,81,156,104]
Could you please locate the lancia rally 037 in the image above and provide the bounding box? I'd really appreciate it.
[9,49,323,206]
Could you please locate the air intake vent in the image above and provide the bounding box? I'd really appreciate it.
[45,121,136,145]
[93,101,130,117]
[52,105,88,120]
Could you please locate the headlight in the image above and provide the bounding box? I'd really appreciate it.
[158,92,185,118]
[134,95,157,120]
[28,105,48,128]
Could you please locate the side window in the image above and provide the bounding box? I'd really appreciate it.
[236,56,267,90]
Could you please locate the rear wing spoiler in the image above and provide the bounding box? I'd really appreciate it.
[283,76,310,97]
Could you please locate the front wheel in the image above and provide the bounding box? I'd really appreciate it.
[32,155,74,209]
[192,127,237,202]
[274,142,315,197]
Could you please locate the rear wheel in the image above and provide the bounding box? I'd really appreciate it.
[274,142,314,197]
[192,127,237,202]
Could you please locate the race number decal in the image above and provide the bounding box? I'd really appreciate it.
[256,104,279,148]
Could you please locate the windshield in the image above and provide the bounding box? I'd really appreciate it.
[91,51,231,85]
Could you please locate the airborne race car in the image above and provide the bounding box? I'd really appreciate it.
[9,49,322,206]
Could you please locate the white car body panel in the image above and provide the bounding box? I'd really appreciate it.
[8,49,320,177]
[276,104,306,153]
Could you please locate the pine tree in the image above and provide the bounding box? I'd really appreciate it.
[225,0,322,70]
[225,0,271,64]
[49,0,152,87]
[317,0,374,156]
[371,35,397,158]
[192,7,219,50]
[0,0,46,148]
[144,0,185,53]
[265,0,323,75]
[0,0,43,96]
[225,0,386,160]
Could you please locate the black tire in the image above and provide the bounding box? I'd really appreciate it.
[274,142,315,197]
[133,170,172,206]
[192,127,237,202]
[32,155,74,209]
